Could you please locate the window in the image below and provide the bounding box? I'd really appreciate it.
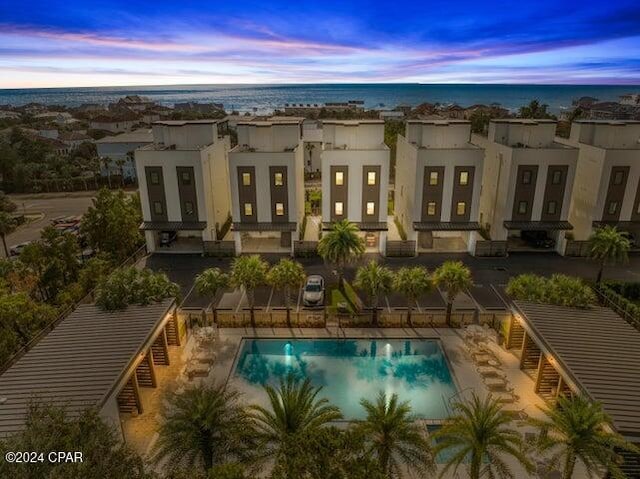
[427,202,437,216]
[551,170,562,185]
[547,201,557,215]
[335,171,344,186]
[518,201,528,215]
[366,202,375,215]
[522,170,532,185]
[181,171,191,185]
[150,171,160,185]
[429,171,439,186]
[367,171,376,185]
[275,202,285,216]
[608,201,618,215]
[184,201,194,215]
[334,202,344,216]
[456,202,466,215]
[459,171,469,186]
[613,170,624,185]
[242,172,251,186]
[274,172,284,186]
[244,203,253,216]
[153,201,163,215]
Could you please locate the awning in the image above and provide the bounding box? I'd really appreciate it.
[140,221,207,231]
[413,221,481,231]
[232,222,297,232]
[322,222,388,231]
[503,220,573,231]
[592,220,640,229]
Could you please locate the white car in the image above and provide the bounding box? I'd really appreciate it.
[302,275,325,307]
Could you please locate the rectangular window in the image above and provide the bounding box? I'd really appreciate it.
[547,201,557,215]
[456,202,466,215]
[181,171,191,185]
[275,202,285,216]
[334,202,344,216]
[244,203,253,216]
[335,171,344,186]
[274,172,284,186]
[366,202,375,215]
[242,172,251,186]
[522,170,532,185]
[613,170,624,185]
[427,201,436,216]
[184,201,194,215]
[518,201,528,215]
[551,170,562,185]
[367,171,376,185]
[608,201,618,215]
[153,201,163,215]
[429,171,438,186]
[150,171,160,185]
[459,171,469,186]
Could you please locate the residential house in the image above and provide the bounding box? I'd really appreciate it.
[321,120,390,253]
[96,129,153,180]
[135,120,231,253]
[395,120,484,254]
[90,114,140,133]
[59,131,92,150]
[228,120,304,254]
[619,94,640,106]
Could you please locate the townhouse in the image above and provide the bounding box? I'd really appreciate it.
[228,120,305,254]
[395,120,484,254]
[135,120,231,253]
[321,120,390,253]
[564,120,640,250]
[476,119,578,254]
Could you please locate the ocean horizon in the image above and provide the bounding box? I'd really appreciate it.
[1,83,638,114]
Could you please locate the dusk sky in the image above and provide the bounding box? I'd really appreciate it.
[1,0,640,88]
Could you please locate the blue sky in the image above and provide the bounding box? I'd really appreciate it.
[1,0,639,87]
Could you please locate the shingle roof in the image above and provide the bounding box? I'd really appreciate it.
[0,300,174,437]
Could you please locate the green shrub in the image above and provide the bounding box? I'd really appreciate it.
[95,267,180,311]
[506,274,595,308]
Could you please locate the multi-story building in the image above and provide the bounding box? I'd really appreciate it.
[135,120,231,253]
[321,120,390,253]
[228,120,305,254]
[96,129,153,180]
[395,120,484,254]
[476,119,578,254]
[564,120,640,247]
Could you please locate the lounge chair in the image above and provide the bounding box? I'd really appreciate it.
[491,391,518,404]
[502,408,529,421]
[477,365,505,378]
[484,376,510,391]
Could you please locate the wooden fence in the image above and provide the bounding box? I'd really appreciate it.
[203,240,236,256]
[564,240,590,257]
[294,241,319,257]
[385,241,416,257]
[474,240,507,257]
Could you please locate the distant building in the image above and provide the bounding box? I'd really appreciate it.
[0,111,20,120]
[378,110,404,120]
[96,129,153,180]
[174,102,224,113]
[90,114,140,133]
[283,100,365,116]
[116,95,156,112]
[37,128,59,140]
[619,94,640,106]
[58,131,93,150]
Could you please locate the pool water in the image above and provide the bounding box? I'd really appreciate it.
[230,338,458,420]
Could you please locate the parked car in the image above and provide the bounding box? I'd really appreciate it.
[521,230,555,249]
[302,275,325,307]
[159,231,177,247]
[9,241,32,256]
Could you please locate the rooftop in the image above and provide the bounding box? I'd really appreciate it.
[95,129,153,144]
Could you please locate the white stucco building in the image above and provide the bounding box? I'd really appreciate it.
[96,129,153,180]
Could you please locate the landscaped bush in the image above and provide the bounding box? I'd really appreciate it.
[506,274,596,308]
[95,267,180,311]
[603,280,640,301]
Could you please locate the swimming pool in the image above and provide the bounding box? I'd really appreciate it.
[229,338,458,420]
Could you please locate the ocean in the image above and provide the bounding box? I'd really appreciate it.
[0,83,637,114]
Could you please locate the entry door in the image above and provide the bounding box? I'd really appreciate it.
[419,231,433,249]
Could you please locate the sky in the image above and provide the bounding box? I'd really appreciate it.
[1,0,640,88]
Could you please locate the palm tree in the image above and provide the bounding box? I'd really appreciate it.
[267,258,306,326]
[318,219,365,289]
[354,260,393,325]
[251,374,342,478]
[230,255,269,325]
[393,266,432,326]
[530,395,639,479]
[194,267,229,325]
[433,393,534,479]
[154,384,256,472]
[305,142,316,170]
[101,157,113,188]
[433,260,472,327]
[356,392,435,478]
[0,211,17,258]
[588,226,630,283]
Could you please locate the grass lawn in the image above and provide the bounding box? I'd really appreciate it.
[328,281,361,314]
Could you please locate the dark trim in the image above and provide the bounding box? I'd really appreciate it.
[232,222,297,232]
[140,221,207,231]
[322,222,388,231]
[413,221,481,231]
[503,220,573,231]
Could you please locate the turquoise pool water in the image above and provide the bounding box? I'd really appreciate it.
[230,338,457,420]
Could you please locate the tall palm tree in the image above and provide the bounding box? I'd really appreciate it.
[530,395,639,479]
[251,374,342,478]
[154,384,256,472]
[318,219,365,289]
[433,393,534,479]
[267,258,306,326]
[230,255,269,325]
[356,392,435,478]
[0,211,17,258]
[354,260,393,325]
[588,226,630,283]
[194,267,229,325]
[433,260,472,327]
[393,266,432,326]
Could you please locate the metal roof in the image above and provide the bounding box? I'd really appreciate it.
[514,301,640,439]
[322,222,388,231]
[0,300,174,437]
[140,221,207,231]
[503,220,573,231]
[232,222,297,232]
[413,221,481,231]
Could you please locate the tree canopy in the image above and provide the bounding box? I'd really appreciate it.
[506,274,596,308]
